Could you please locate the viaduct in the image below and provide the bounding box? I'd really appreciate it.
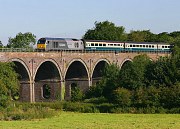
[0,51,169,102]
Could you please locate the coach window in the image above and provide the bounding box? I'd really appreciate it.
[103,44,106,46]
[165,46,167,48]
[146,45,148,48]
[99,44,102,46]
[152,45,154,48]
[136,45,139,47]
[91,43,94,46]
[162,46,164,48]
[149,45,151,48]
[143,45,145,48]
[133,45,135,47]
[95,43,98,46]
[140,45,142,48]
[130,45,132,47]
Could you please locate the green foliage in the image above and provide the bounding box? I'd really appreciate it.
[112,88,131,107]
[63,102,98,113]
[83,21,127,41]
[0,104,57,120]
[84,97,107,104]
[146,56,179,87]
[0,62,19,107]
[128,30,156,42]
[159,83,180,109]
[71,86,84,102]
[7,32,36,48]
[119,54,151,90]
[0,40,3,48]
[100,64,120,101]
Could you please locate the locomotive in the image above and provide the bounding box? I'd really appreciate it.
[37,37,173,52]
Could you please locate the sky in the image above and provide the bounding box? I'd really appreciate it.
[0,0,180,45]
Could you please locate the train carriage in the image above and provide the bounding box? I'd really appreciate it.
[85,40,124,51]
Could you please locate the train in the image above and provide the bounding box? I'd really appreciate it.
[37,37,173,52]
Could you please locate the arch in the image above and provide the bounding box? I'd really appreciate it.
[65,58,89,79]
[9,58,31,81]
[33,59,62,101]
[91,58,110,78]
[34,59,62,81]
[120,58,133,69]
[64,59,89,100]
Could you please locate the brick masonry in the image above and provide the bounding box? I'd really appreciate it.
[0,51,169,102]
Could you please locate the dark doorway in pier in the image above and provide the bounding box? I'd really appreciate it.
[42,84,51,99]
[92,61,108,85]
[71,83,78,90]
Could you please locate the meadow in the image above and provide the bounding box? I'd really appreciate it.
[0,112,179,129]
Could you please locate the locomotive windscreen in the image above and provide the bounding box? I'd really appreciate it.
[37,38,46,44]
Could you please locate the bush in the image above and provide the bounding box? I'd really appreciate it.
[71,87,84,102]
[63,102,99,113]
[110,107,136,113]
[0,103,59,121]
[84,97,107,104]
[96,103,115,113]
[112,88,131,107]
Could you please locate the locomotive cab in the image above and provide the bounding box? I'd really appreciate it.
[37,38,46,50]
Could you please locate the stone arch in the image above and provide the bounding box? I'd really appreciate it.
[64,58,89,100]
[65,58,89,79]
[120,58,133,69]
[8,58,31,101]
[91,59,110,85]
[34,59,62,81]
[34,59,62,101]
[9,58,31,81]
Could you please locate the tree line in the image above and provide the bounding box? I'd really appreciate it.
[84,51,180,110]
[0,21,180,48]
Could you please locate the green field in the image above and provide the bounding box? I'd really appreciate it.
[0,112,179,129]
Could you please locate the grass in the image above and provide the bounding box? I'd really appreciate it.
[0,112,179,129]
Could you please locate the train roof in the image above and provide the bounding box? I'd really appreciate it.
[40,37,81,41]
[84,40,171,45]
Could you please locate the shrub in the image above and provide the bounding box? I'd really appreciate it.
[63,102,98,113]
[112,88,131,107]
[71,87,84,102]
[96,103,115,113]
[84,97,107,104]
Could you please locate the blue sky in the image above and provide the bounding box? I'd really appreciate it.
[0,0,180,45]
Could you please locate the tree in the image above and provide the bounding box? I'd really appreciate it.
[156,32,173,43]
[119,54,151,90]
[0,40,3,48]
[83,21,127,41]
[112,87,131,107]
[7,32,36,48]
[0,62,19,107]
[127,30,156,42]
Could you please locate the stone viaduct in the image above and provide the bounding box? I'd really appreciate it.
[0,51,169,102]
